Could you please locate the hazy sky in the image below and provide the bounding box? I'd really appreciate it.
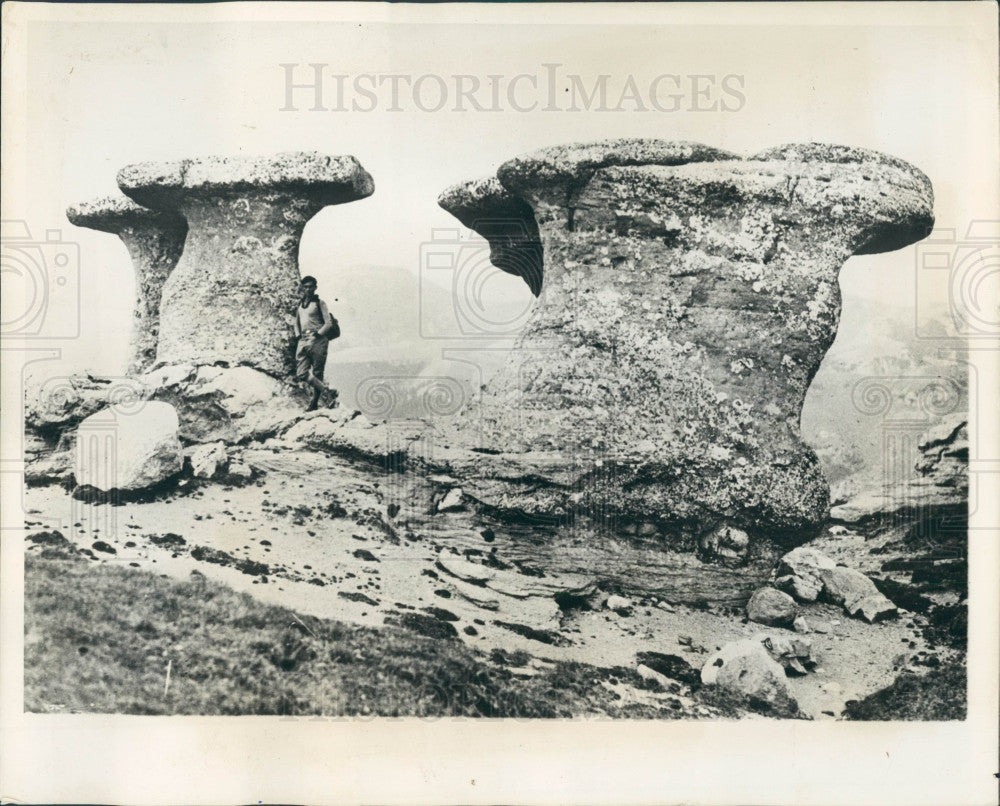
[4,4,997,376]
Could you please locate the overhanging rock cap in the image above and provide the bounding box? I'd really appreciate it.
[66,194,184,234]
[437,176,535,231]
[751,142,934,254]
[497,138,740,193]
[117,151,375,210]
[437,176,544,295]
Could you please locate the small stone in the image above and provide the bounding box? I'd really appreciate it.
[190,441,228,479]
[437,487,465,512]
[636,664,672,689]
[793,615,810,633]
[847,594,898,623]
[746,587,797,627]
[607,595,633,616]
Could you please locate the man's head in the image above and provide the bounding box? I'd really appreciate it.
[299,276,317,298]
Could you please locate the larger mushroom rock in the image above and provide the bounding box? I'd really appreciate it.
[117,152,374,376]
[439,139,934,545]
[66,195,187,375]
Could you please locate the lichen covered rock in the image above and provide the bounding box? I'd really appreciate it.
[438,139,935,551]
[117,152,374,375]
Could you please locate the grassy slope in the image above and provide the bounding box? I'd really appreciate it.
[841,659,967,721]
[25,546,756,718]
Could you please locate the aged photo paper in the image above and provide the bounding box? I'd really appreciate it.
[1,2,998,804]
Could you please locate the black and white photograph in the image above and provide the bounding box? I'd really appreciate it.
[1,2,998,804]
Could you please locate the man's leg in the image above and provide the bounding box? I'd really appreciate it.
[310,339,337,408]
[296,339,327,411]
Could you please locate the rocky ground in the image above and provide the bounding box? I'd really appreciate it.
[23,409,967,720]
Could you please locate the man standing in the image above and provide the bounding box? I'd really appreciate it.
[293,275,339,411]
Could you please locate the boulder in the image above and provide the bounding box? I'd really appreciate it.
[438,138,933,551]
[819,566,878,606]
[755,632,816,676]
[775,546,837,603]
[774,573,823,603]
[701,638,797,713]
[746,587,798,627]
[190,441,228,478]
[143,364,308,443]
[25,373,141,441]
[819,566,897,623]
[118,152,374,375]
[281,408,422,460]
[66,195,187,374]
[24,446,75,486]
[848,594,899,624]
[75,401,183,491]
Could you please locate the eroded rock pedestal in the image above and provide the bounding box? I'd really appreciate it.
[439,139,934,551]
[66,195,187,374]
[117,152,374,376]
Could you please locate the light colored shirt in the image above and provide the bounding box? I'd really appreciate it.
[294,297,333,340]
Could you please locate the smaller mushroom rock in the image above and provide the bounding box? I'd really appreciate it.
[117,152,374,375]
[66,195,187,375]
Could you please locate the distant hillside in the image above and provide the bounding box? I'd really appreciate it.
[318,264,532,413]
[803,293,966,493]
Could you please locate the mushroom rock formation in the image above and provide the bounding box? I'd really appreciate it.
[438,139,934,551]
[117,152,374,376]
[66,195,187,374]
